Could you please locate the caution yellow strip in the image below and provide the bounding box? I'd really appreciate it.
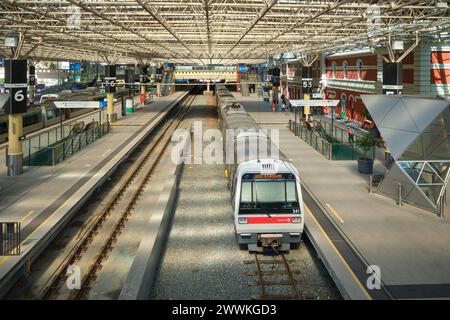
[0,256,9,266]
[18,210,34,223]
[326,203,345,224]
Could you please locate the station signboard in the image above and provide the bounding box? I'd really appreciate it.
[69,62,81,71]
[59,61,70,70]
[312,93,325,99]
[238,65,247,72]
[54,101,107,109]
[289,99,339,107]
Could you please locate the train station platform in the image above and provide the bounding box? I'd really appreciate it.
[237,94,450,300]
[0,93,135,152]
[0,91,188,296]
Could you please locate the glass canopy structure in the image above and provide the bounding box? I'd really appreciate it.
[0,1,449,64]
[361,95,450,213]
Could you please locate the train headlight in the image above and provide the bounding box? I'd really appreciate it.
[292,217,301,223]
[238,218,248,224]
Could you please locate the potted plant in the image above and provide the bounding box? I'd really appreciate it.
[356,133,377,174]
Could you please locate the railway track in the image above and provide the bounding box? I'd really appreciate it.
[244,251,317,300]
[37,92,197,300]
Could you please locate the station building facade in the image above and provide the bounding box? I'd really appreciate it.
[280,43,450,124]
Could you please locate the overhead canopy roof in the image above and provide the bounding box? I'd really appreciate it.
[0,0,449,64]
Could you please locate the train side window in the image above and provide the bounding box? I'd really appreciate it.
[23,113,40,127]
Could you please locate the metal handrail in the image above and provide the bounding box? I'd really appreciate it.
[288,119,372,161]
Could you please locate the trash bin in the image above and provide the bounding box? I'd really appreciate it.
[126,98,134,114]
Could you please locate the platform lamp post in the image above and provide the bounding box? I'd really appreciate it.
[4,33,27,176]
[301,66,313,122]
[271,67,280,106]
[139,65,149,105]
[105,64,117,123]
[382,34,419,96]
[28,63,36,104]
[298,54,318,123]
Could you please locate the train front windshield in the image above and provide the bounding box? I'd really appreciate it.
[239,174,299,214]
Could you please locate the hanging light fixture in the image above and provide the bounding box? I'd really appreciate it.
[4,32,19,48]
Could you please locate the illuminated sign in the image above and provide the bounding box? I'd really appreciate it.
[59,61,70,70]
[290,99,339,107]
[254,174,283,179]
[54,101,106,109]
[69,63,81,71]
[238,65,247,72]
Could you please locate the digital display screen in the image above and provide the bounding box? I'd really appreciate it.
[254,174,283,180]
[242,173,296,180]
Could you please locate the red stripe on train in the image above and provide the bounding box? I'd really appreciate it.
[247,216,292,224]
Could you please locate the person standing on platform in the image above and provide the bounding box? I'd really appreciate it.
[271,100,276,112]
[140,92,145,106]
[347,125,355,144]
[281,95,287,112]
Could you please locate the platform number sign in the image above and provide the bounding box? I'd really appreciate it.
[301,66,314,95]
[105,65,117,94]
[302,78,313,94]
[105,77,117,93]
[4,59,28,114]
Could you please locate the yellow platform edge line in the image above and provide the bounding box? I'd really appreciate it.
[18,210,34,224]
[325,203,345,224]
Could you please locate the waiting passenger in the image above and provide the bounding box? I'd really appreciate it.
[347,125,355,144]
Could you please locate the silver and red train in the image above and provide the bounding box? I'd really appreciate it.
[215,84,304,252]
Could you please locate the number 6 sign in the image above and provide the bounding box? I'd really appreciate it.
[4,59,28,114]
